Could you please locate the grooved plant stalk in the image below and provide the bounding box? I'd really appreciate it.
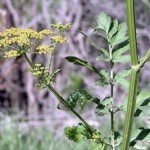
[121,0,140,149]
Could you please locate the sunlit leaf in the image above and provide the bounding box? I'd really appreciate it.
[97,13,111,33]
[108,19,119,40]
[110,23,128,48]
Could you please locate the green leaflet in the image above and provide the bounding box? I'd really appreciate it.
[130,128,150,149]
[96,55,110,62]
[113,55,131,63]
[65,56,100,75]
[108,19,119,39]
[121,91,150,116]
[89,142,106,150]
[110,23,128,48]
[64,123,91,143]
[136,91,150,107]
[113,42,129,59]
[97,13,111,34]
[94,97,112,116]
[78,30,109,58]
[96,70,110,87]
[115,69,131,89]
[134,91,150,117]
[66,89,93,110]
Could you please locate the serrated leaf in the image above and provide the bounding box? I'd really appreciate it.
[115,69,131,89]
[110,23,128,48]
[130,128,150,147]
[108,19,119,40]
[97,13,111,33]
[64,123,91,143]
[96,78,109,87]
[100,70,109,81]
[96,55,110,62]
[136,91,150,106]
[113,55,131,63]
[66,89,93,110]
[78,30,109,58]
[95,97,112,116]
[114,131,122,145]
[113,42,129,59]
[134,91,150,117]
[96,70,110,87]
[65,56,100,75]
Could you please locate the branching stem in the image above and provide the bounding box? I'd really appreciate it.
[23,53,95,135]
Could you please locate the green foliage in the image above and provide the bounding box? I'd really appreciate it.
[93,97,111,116]
[65,56,100,75]
[114,69,131,88]
[130,128,150,149]
[1,9,150,150]
[134,91,150,117]
[66,89,94,110]
[64,123,91,143]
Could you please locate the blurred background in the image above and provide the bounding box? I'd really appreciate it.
[0,0,150,149]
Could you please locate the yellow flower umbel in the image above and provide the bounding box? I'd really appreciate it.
[0,23,71,58]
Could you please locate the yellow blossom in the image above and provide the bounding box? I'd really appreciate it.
[50,35,67,43]
[39,29,54,35]
[36,44,54,54]
[50,23,71,32]
[4,50,20,58]
[35,64,41,67]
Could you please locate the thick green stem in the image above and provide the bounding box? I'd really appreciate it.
[121,70,139,150]
[23,53,94,134]
[121,0,140,149]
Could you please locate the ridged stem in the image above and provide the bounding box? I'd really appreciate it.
[121,0,140,149]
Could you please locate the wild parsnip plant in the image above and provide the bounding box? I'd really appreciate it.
[0,1,150,149]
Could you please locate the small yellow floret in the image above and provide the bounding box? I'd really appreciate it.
[39,30,54,35]
[4,50,20,58]
[50,35,67,43]
[36,44,53,54]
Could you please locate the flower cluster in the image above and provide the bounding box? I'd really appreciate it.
[36,44,54,54]
[91,130,102,143]
[4,50,20,58]
[50,23,71,33]
[0,23,71,58]
[50,35,67,43]
[29,64,50,77]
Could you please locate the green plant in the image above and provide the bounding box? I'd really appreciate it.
[0,1,150,149]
